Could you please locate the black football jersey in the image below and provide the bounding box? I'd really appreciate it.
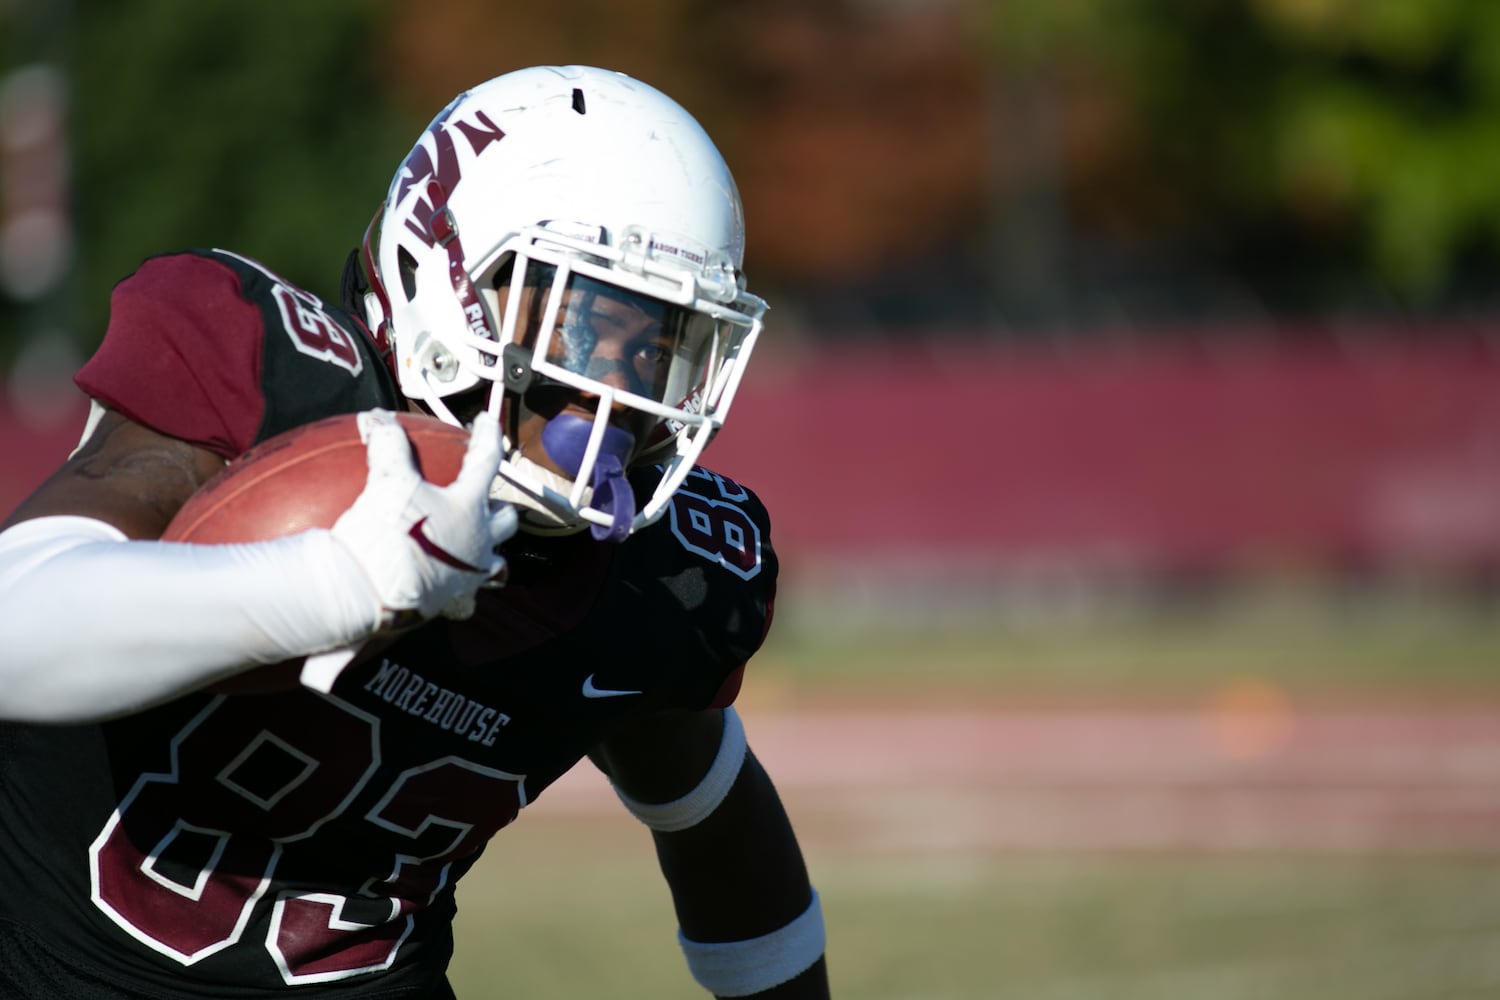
[0,250,776,998]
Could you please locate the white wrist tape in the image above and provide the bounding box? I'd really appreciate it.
[612,707,747,832]
[679,890,825,997]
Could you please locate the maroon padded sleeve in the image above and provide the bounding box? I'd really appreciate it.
[74,253,268,460]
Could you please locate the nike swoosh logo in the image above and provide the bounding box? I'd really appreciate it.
[408,517,485,572]
[582,674,642,699]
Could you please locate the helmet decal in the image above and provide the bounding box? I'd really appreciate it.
[393,108,507,250]
[390,108,508,344]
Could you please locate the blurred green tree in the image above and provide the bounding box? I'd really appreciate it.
[1,0,412,361]
[5,0,1500,366]
[984,0,1500,316]
[74,0,412,327]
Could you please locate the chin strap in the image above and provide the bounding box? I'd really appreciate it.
[540,413,637,542]
[489,457,588,535]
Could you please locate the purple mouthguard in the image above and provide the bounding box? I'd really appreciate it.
[540,414,637,542]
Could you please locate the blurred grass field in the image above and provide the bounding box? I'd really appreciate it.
[452,842,1500,999]
[448,582,1500,999]
[761,578,1500,698]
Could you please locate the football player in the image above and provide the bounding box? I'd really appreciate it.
[0,66,827,998]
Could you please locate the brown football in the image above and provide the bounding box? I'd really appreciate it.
[164,411,471,543]
[162,411,471,694]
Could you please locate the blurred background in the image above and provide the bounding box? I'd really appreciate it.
[4,1,1500,997]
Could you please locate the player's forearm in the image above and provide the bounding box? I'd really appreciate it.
[597,707,828,996]
[0,515,379,722]
[651,751,814,936]
[650,752,829,998]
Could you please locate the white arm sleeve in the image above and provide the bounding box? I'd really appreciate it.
[0,515,382,722]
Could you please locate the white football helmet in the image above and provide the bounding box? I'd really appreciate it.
[360,65,766,541]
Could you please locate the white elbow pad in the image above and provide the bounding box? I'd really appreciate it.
[611,706,747,832]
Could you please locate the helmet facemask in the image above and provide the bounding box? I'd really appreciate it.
[409,224,764,541]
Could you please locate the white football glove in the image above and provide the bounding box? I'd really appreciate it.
[331,408,517,629]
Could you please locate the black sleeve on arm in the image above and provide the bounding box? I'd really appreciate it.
[591,709,829,998]
[654,753,828,998]
[651,748,811,940]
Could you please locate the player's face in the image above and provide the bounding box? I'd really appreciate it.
[495,275,677,478]
[545,278,676,401]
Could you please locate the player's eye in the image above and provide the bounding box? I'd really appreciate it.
[633,341,670,367]
[631,339,673,384]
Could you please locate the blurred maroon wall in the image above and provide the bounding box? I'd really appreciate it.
[6,336,1500,579]
[0,391,87,518]
[705,337,1500,579]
